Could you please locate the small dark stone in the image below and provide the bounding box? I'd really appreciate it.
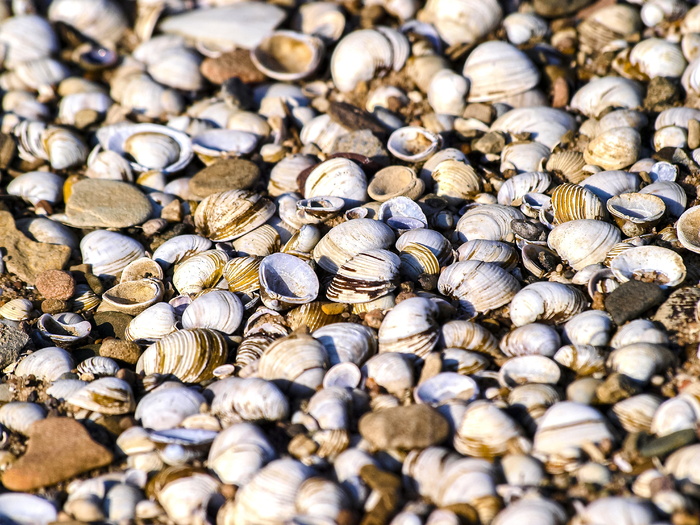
[463,103,494,124]
[533,0,593,17]
[93,311,133,340]
[189,158,260,198]
[0,323,30,369]
[638,429,697,458]
[511,219,548,241]
[328,101,388,134]
[472,131,507,154]
[644,76,681,112]
[605,280,665,325]
[331,130,390,167]
[221,78,254,110]
[41,298,70,314]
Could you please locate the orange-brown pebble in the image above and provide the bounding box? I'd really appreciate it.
[35,269,76,301]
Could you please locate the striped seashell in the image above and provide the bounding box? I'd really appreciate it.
[327,249,401,304]
[399,242,441,290]
[550,183,605,224]
[172,249,229,296]
[194,189,275,242]
[223,256,262,294]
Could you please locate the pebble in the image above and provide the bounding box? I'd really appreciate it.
[328,101,388,134]
[93,312,133,340]
[41,298,70,314]
[533,0,593,17]
[63,179,152,228]
[331,130,390,166]
[200,49,266,84]
[188,158,261,198]
[0,323,30,369]
[35,270,76,300]
[510,219,548,241]
[604,280,666,326]
[0,211,71,285]
[2,417,113,491]
[653,286,700,347]
[358,404,450,450]
[639,429,697,458]
[99,339,142,366]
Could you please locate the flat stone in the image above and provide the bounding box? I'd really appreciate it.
[0,323,30,369]
[41,298,69,314]
[189,158,260,198]
[328,102,388,134]
[2,417,113,491]
[99,339,142,365]
[358,404,450,450]
[534,0,593,17]
[0,211,71,285]
[64,179,152,228]
[93,311,133,340]
[201,49,266,85]
[653,286,700,347]
[35,269,75,300]
[605,280,665,326]
[331,130,390,167]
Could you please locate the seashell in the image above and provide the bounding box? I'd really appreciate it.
[500,141,551,174]
[396,228,454,266]
[378,296,440,360]
[573,497,656,525]
[653,125,688,150]
[500,324,561,358]
[521,244,559,278]
[676,204,700,254]
[548,220,621,270]
[258,331,328,398]
[287,301,346,331]
[0,57,69,93]
[639,181,686,218]
[48,0,126,45]
[207,422,277,486]
[428,69,469,116]
[431,160,481,206]
[295,196,346,225]
[96,123,192,174]
[15,217,79,251]
[584,127,641,171]
[136,329,228,384]
[313,323,377,366]
[440,320,501,358]
[606,193,665,237]
[368,166,425,202]
[269,154,318,197]
[463,41,540,103]
[650,393,700,437]
[77,355,120,381]
[0,14,58,68]
[607,343,675,384]
[491,107,577,150]
[0,298,34,321]
[299,114,350,154]
[387,126,441,162]
[612,394,662,433]
[571,77,644,119]
[415,372,479,406]
[323,361,363,389]
[610,246,686,288]
[550,183,605,224]
[101,278,165,316]
[441,348,490,375]
[37,312,91,347]
[152,235,212,270]
[400,242,441,289]
[155,470,220,525]
[259,253,319,311]
[500,355,561,387]
[120,257,164,284]
[577,3,641,53]
[562,310,614,347]
[438,261,521,318]
[15,347,73,382]
[418,0,502,46]
[7,171,64,205]
[611,319,669,349]
[208,376,289,423]
[0,402,46,435]
[546,151,588,184]
[124,303,178,344]
[453,400,529,458]
[67,377,135,415]
[493,497,566,525]
[378,196,428,230]
[135,384,206,431]
[313,218,395,273]
[553,344,606,376]
[295,1,345,43]
[498,172,551,207]
[42,127,88,170]
[331,29,400,92]
[578,171,641,207]
[0,494,57,525]
[172,249,229,296]
[327,249,400,304]
[223,256,262,294]
[181,290,244,334]
[454,204,525,243]
[80,230,146,278]
[251,31,325,82]
[194,190,274,243]
[629,38,687,79]
[190,129,258,165]
[510,282,588,327]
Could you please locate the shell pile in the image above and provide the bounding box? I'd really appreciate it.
[5,0,700,524]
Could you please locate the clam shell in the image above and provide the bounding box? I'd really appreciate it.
[571,77,644,119]
[584,126,641,170]
[500,324,561,358]
[0,402,46,435]
[194,189,275,242]
[499,355,561,387]
[152,235,213,270]
[172,249,229,296]
[208,422,277,486]
[303,157,368,209]
[125,303,179,344]
[327,249,400,304]
[330,29,395,92]
[208,377,289,423]
[181,290,244,334]
[223,256,262,294]
[510,282,588,327]
[313,219,395,273]
[497,171,551,207]
[431,160,482,206]
[313,323,377,366]
[548,220,621,271]
[0,298,34,321]
[100,278,165,316]
[610,246,686,288]
[378,296,440,360]
[676,204,700,253]
[454,400,528,458]
[550,183,605,224]
[259,253,319,310]
[454,204,525,243]
[251,31,325,81]
[135,384,206,431]
[387,126,442,162]
[80,230,146,278]
[67,377,135,415]
[368,165,424,202]
[37,312,92,347]
[14,347,74,381]
[440,320,501,358]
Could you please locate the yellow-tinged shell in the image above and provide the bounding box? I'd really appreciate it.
[550,183,605,224]
[224,256,262,294]
[194,189,275,242]
[136,328,228,383]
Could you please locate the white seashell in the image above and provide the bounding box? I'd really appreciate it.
[629,38,687,79]
[562,310,614,347]
[571,77,644,118]
[415,372,479,406]
[492,497,566,525]
[0,402,46,435]
[304,157,368,209]
[639,180,686,217]
[269,154,317,197]
[208,422,277,486]
[612,394,662,433]
[497,171,551,207]
[80,230,146,278]
[156,472,220,525]
[258,253,319,311]
[500,355,561,387]
[666,443,700,485]
[553,344,606,376]
[500,141,551,174]
[510,282,588,327]
[313,323,377,366]
[500,324,561,357]
[135,384,206,431]
[0,494,57,524]
[491,107,577,150]
[67,377,135,415]
[651,393,700,437]
[101,278,165,316]
[610,246,686,288]
[454,204,525,243]
[676,204,700,253]
[327,249,400,304]
[418,0,502,46]
[584,126,641,170]
[653,125,687,150]
[48,0,127,45]
[313,218,395,273]
[503,13,549,45]
[0,57,70,92]
[573,497,656,525]
[43,127,88,170]
[14,347,73,381]
[0,15,58,67]
[431,160,481,206]
[124,303,178,344]
[378,297,440,360]
[15,217,78,250]
[152,234,213,270]
[427,69,469,116]
[251,31,325,82]
[181,290,244,333]
[295,1,345,43]
[611,319,670,349]
[548,220,621,271]
[191,129,258,164]
[387,126,441,162]
[120,257,164,283]
[453,400,529,458]
[45,379,87,405]
[331,29,400,92]
[0,298,34,321]
[194,189,276,242]
[7,171,63,205]
[607,343,675,384]
[38,312,92,347]
[208,376,289,423]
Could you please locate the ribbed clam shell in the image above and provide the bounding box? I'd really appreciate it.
[578,4,641,53]
[639,181,687,217]
[313,323,377,366]
[562,310,614,347]
[14,347,73,381]
[500,355,561,387]
[612,394,662,433]
[610,246,686,288]
[454,204,525,243]
[571,77,644,119]
[223,256,262,294]
[258,331,328,398]
[387,126,442,163]
[463,41,540,102]
[194,189,275,242]
[548,220,621,271]
[233,225,280,257]
[208,422,277,486]
[584,126,641,170]
[546,151,588,184]
[438,261,521,317]
[313,218,395,273]
[399,242,441,288]
[287,301,346,331]
[101,278,165,316]
[135,385,206,431]
[327,249,400,304]
[607,343,675,384]
[454,400,528,458]
[125,303,178,344]
[550,183,604,224]
[629,38,687,79]
[208,377,289,423]
[415,372,479,406]
[395,228,454,266]
[0,298,34,321]
[500,324,561,358]
[553,344,606,376]
[172,249,229,296]
[43,127,88,170]
[497,171,551,206]
[259,253,319,310]
[331,29,394,92]
[491,107,577,150]
[440,320,501,358]
[71,284,101,313]
[136,328,228,383]
[7,171,64,205]
[578,171,641,206]
[269,154,317,197]
[303,157,369,208]
[15,217,79,250]
[362,352,415,397]
[80,230,146,278]
[457,240,519,271]
[67,377,135,415]
[251,30,325,81]
[181,290,244,334]
[38,313,91,347]
[431,160,481,206]
[378,296,440,360]
[510,282,588,327]
[0,402,46,435]
[0,15,58,67]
